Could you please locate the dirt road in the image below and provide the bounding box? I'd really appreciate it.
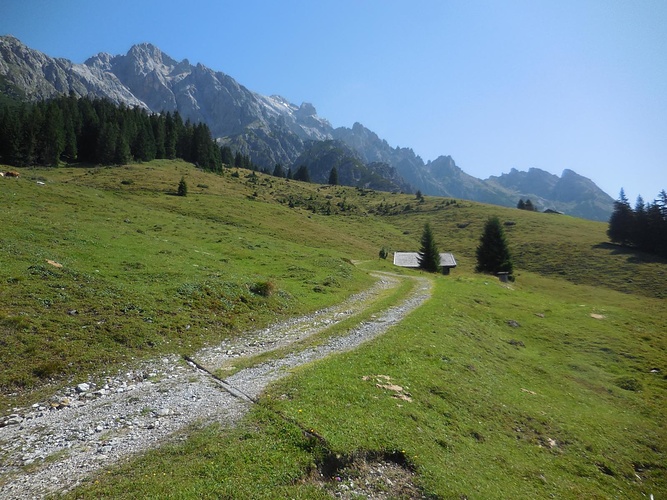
[0,272,432,498]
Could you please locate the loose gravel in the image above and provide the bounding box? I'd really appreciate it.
[0,272,431,499]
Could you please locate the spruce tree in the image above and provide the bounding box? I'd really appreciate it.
[328,166,339,185]
[476,217,513,274]
[273,164,285,178]
[220,146,234,166]
[417,223,440,272]
[177,176,188,197]
[294,165,311,182]
[607,189,634,246]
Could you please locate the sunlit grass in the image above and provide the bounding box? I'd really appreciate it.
[67,272,666,498]
[2,160,666,498]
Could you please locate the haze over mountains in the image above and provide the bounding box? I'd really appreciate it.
[0,35,614,220]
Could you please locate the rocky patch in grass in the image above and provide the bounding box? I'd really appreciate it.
[307,450,431,499]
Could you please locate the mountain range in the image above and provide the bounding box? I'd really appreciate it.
[0,35,614,220]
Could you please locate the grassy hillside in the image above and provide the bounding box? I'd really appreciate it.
[2,161,666,497]
[2,161,665,397]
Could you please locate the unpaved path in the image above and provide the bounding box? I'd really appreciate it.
[0,272,432,498]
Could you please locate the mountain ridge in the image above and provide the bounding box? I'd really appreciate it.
[0,35,614,220]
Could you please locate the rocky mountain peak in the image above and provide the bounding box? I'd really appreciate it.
[0,36,615,221]
[295,102,317,118]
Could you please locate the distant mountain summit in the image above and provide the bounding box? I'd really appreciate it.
[0,35,614,220]
[486,167,613,221]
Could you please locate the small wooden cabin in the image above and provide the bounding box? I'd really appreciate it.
[393,252,457,274]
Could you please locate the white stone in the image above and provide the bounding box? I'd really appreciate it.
[75,383,90,393]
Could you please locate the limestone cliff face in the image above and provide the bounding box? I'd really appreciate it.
[0,36,332,140]
[0,36,146,107]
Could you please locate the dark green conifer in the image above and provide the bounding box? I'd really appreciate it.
[476,217,513,274]
[177,176,188,197]
[417,223,440,272]
[328,166,338,185]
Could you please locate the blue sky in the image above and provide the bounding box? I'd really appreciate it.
[3,0,666,202]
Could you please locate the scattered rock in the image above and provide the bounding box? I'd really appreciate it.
[1,414,23,427]
[76,383,91,393]
[507,320,521,328]
[156,407,171,417]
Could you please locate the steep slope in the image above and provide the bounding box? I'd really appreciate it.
[292,140,413,192]
[0,35,146,107]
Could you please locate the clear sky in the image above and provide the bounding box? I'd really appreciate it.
[2,0,666,201]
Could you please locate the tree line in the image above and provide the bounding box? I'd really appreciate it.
[608,189,667,258]
[0,94,224,171]
[0,89,344,188]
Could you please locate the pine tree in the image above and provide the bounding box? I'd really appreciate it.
[524,199,535,211]
[517,199,525,210]
[294,165,311,182]
[220,146,234,166]
[328,166,339,185]
[164,112,177,159]
[272,164,285,178]
[234,151,244,169]
[633,195,649,250]
[38,101,65,166]
[417,223,440,272]
[476,217,513,274]
[177,176,188,197]
[607,189,634,246]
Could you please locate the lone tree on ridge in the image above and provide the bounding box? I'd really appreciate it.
[328,166,339,185]
[418,223,440,272]
[177,176,188,197]
[476,216,513,275]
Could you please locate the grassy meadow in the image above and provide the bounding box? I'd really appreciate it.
[1,161,665,498]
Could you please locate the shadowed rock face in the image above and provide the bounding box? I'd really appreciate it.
[0,35,614,220]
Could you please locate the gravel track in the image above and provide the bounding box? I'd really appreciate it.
[0,272,432,498]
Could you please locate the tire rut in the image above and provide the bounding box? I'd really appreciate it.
[0,272,431,498]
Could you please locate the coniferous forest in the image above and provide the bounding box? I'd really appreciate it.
[607,189,667,258]
[0,94,227,171]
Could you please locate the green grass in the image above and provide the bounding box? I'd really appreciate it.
[212,271,417,378]
[2,160,666,498]
[0,162,385,403]
[66,271,666,499]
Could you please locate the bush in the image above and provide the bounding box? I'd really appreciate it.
[250,281,275,297]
